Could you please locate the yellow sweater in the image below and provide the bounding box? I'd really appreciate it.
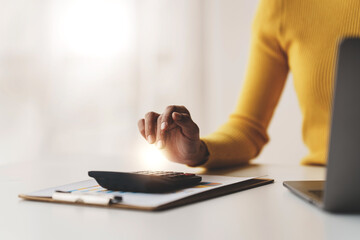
[201,0,360,168]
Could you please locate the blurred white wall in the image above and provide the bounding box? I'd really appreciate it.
[0,0,307,166]
[202,0,307,165]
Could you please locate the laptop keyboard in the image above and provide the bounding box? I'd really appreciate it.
[309,190,324,199]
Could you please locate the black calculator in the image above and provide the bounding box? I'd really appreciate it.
[88,171,202,193]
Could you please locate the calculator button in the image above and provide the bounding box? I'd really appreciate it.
[174,175,187,178]
[166,175,178,178]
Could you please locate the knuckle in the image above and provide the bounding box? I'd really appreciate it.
[178,105,190,114]
[182,106,190,114]
[165,105,176,112]
[144,112,151,119]
[145,111,157,119]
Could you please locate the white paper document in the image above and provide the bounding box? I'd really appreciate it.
[26,175,254,208]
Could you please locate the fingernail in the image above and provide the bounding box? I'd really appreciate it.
[147,135,154,143]
[161,122,166,130]
[175,113,182,120]
[156,140,164,149]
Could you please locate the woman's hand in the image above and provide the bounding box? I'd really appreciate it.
[138,105,209,166]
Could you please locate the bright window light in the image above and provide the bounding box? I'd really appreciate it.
[139,144,169,170]
[51,0,135,57]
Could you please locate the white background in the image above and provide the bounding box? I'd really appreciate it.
[0,0,307,167]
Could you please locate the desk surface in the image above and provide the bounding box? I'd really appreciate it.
[1,158,360,240]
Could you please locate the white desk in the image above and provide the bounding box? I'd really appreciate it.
[1,157,360,240]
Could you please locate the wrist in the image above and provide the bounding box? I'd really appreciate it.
[188,140,209,167]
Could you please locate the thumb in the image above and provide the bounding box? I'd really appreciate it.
[172,112,199,140]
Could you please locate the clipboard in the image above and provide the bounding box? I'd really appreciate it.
[19,176,274,211]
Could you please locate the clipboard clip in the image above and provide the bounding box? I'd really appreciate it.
[53,190,122,206]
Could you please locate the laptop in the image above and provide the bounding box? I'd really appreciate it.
[283,37,360,213]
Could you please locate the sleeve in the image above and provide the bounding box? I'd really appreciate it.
[199,0,289,169]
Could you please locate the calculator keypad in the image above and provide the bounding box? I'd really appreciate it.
[133,171,195,178]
